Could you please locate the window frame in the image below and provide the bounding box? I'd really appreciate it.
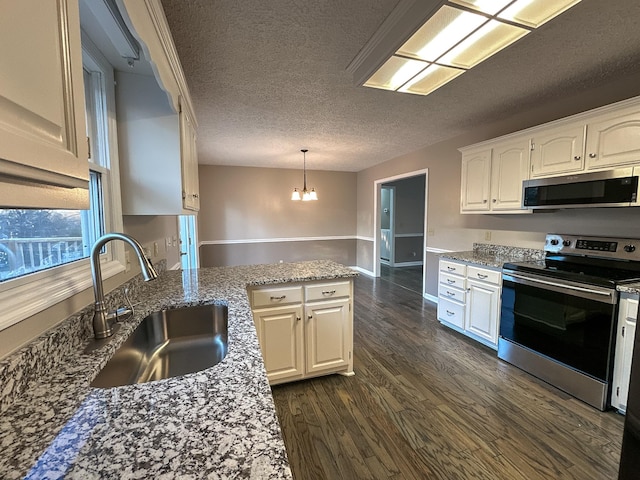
[0,32,125,332]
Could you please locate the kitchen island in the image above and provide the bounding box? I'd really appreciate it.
[0,260,356,479]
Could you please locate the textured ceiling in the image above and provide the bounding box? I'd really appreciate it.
[160,0,640,172]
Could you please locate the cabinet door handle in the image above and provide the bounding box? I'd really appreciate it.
[477,273,488,279]
[483,199,487,203]
[308,314,313,320]
[270,295,286,301]
[296,316,301,322]
[574,155,581,161]
[492,199,496,203]
[322,290,336,295]
[589,153,597,158]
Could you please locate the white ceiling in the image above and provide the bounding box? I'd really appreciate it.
[159,0,640,172]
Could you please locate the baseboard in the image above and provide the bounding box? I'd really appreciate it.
[423,293,438,304]
[391,261,423,267]
[351,266,375,277]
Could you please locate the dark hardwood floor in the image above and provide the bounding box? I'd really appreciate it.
[379,264,423,294]
[271,275,624,480]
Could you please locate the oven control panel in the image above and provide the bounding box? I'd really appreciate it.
[545,234,640,260]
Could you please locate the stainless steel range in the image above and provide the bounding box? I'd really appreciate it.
[499,234,640,411]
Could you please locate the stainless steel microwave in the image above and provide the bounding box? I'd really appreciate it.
[522,167,640,209]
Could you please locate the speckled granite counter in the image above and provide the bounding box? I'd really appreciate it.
[439,243,544,269]
[0,260,357,479]
[618,283,640,294]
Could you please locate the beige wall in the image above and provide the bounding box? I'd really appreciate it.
[0,215,179,359]
[357,73,640,297]
[198,165,357,266]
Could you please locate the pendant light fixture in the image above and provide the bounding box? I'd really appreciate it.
[291,149,318,201]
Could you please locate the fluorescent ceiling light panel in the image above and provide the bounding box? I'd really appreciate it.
[439,19,529,69]
[360,0,582,96]
[397,6,487,62]
[398,64,465,95]
[449,0,514,15]
[498,0,582,29]
[364,56,428,91]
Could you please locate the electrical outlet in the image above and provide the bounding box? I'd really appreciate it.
[165,237,171,251]
[485,231,492,241]
[172,236,177,247]
[153,242,159,257]
[124,250,131,273]
[427,228,435,236]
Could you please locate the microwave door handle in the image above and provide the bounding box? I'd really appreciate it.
[502,272,616,304]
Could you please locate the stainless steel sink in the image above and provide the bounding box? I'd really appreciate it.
[91,304,228,388]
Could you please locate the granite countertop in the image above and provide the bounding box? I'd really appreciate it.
[439,244,545,269]
[0,260,357,479]
[617,283,640,294]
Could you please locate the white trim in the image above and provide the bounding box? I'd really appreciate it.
[392,261,423,267]
[423,293,438,304]
[200,235,358,246]
[350,266,375,277]
[395,233,424,238]
[426,247,453,254]
[356,235,374,242]
[0,258,124,332]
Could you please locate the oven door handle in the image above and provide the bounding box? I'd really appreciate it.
[502,271,617,304]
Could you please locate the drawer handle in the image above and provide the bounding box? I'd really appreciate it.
[446,290,456,296]
[477,273,488,279]
[446,310,455,316]
[447,266,456,271]
[270,295,286,301]
[446,279,455,284]
[322,290,336,295]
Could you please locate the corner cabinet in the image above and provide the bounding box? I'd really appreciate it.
[116,0,199,214]
[460,137,530,214]
[611,293,639,413]
[0,0,89,208]
[437,259,501,349]
[249,279,354,385]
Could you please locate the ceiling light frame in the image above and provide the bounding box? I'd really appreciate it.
[291,149,317,201]
[348,0,581,96]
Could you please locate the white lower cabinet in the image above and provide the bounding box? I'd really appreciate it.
[438,259,502,349]
[612,293,639,413]
[249,279,354,385]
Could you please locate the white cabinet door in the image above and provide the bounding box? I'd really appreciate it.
[0,0,89,194]
[461,148,491,212]
[490,138,530,211]
[305,299,350,374]
[612,294,639,413]
[180,103,200,211]
[254,304,304,383]
[585,107,640,171]
[530,125,585,177]
[465,278,500,345]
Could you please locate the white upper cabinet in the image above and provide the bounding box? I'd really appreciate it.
[460,136,530,214]
[585,105,640,171]
[0,0,89,208]
[180,102,200,211]
[490,137,531,211]
[460,148,491,212]
[530,124,586,178]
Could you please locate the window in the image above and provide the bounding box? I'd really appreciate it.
[0,34,124,331]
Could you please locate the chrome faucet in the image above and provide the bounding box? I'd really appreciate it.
[91,233,158,339]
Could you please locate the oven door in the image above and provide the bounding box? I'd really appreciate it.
[500,269,618,382]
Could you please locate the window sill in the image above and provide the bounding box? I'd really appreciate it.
[0,258,125,331]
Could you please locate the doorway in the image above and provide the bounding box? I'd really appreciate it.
[179,215,198,270]
[374,170,428,297]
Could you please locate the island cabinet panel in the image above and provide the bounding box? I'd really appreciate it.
[249,279,354,385]
[0,0,89,207]
[612,293,639,413]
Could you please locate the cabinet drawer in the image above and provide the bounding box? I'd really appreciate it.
[467,266,501,285]
[305,281,351,302]
[438,298,465,329]
[440,272,465,290]
[440,260,466,276]
[251,285,303,308]
[438,284,466,303]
